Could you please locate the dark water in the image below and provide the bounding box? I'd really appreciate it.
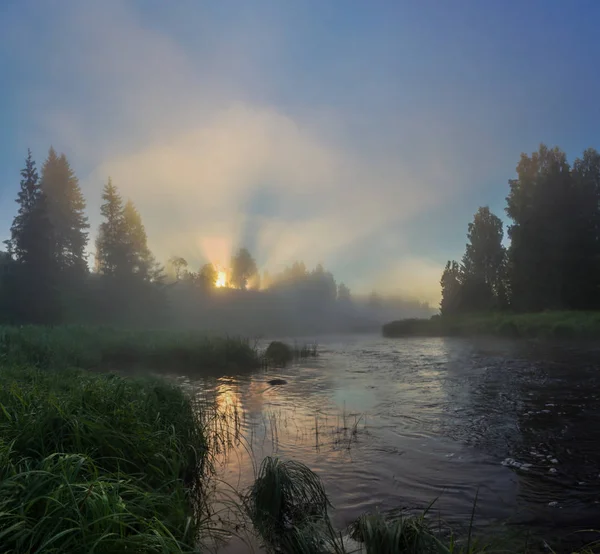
[177,335,600,550]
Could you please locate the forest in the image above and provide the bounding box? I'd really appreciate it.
[440,144,600,315]
[1,148,430,333]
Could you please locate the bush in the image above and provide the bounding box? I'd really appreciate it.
[265,341,294,366]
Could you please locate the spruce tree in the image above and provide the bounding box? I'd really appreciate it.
[5,150,60,323]
[40,147,89,274]
[95,178,127,277]
[122,199,155,280]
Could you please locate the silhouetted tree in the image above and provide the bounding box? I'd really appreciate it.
[95,179,127,277]
[230,248,257,290]
[168,256,188,281]
[40,147,89,276]
[569,148,600,308]
[460,207,506,311]
[123,199,159,281]
[4,150,60,323]
[506,145,573,311]
[198,263,218,289]
[440,260,463,315]
[338,282,351,303]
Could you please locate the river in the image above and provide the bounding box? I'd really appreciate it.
[175,335,600,551]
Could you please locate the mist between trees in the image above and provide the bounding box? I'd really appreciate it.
[1,148,431,334]
[441,144,600,315]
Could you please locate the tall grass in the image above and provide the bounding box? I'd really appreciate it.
[263,340,319,367]
[0,325,262,373]
[0,366,206,553]
[242,457,600,554]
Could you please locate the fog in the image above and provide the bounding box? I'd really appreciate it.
[0,0,524,315]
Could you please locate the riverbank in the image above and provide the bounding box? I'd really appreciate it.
[0,365,206,553]
[382,311,600,339]
[1,326,598,552]
[0,325,262,373]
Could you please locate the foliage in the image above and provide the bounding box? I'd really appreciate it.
[0,366,204,553]
[265,340,294,365]
[198,262,218,289]
[350,512,440,554]
[383,311,600,339]
[441,144,600,316]
[39,147,89,276]
[440,261,463,316]
[169,256,189,281]
[244,456,331,549]
[230,247,258,290]
[3,150,60,323]
[338,282,352,303]
[95,178,128,277]
[0,325,262,373]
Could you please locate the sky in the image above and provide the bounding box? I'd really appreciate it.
[1,0,600,304]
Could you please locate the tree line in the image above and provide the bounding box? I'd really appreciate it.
[2,147,377,327]
[441,144,600,315]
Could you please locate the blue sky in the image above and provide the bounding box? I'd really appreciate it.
[1,0,600,303]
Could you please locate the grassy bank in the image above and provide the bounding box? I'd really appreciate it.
[0,365,206,553]
[0,325,262,373]
[382,311,600,339]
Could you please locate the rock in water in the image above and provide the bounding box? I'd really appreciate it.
[267,378,287,386]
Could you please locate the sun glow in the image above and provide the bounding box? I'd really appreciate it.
[215,271,227,288]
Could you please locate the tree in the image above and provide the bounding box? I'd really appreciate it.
[440,260,463,315]
[506,144,573,311]
[568,148,600,308]
[230,248,257,290]
[95,179,127,277]
[337,282,351,303]
[198,263,218,289]
[460,206,506,311]
[4,150,60,323]
[123,199,156,281]
[40,147,89,275]
[168,256,188,281]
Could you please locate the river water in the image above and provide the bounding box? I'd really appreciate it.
[176,335,600,551]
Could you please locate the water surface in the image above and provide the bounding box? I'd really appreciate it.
[177,335,600,550]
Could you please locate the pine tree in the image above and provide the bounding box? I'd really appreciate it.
[95,178,127,277]
[40,147,89,274]
[4,150,60,323]
[122,199,156,280]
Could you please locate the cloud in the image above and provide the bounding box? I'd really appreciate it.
[8,0,498,301]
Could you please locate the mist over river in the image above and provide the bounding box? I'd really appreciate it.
[175,335,600,550]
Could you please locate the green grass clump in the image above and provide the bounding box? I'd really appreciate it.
[0,366,205,553]
[264,341,319,367]
[265,341,295,366]
[350,512,440,554]
[0,325,261,373]
[244,456,331,549]
[382,311,600,339]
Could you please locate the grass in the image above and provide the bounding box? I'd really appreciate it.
[0,365,206,553]
[264,340,319,367]
[382,311,600,339]
[243,456,600,554]
[0,325,262,373]
[243,456,331,548]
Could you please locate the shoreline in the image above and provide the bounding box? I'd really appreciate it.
[382,311,600,339]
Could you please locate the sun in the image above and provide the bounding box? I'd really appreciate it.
[215,271,227,288]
